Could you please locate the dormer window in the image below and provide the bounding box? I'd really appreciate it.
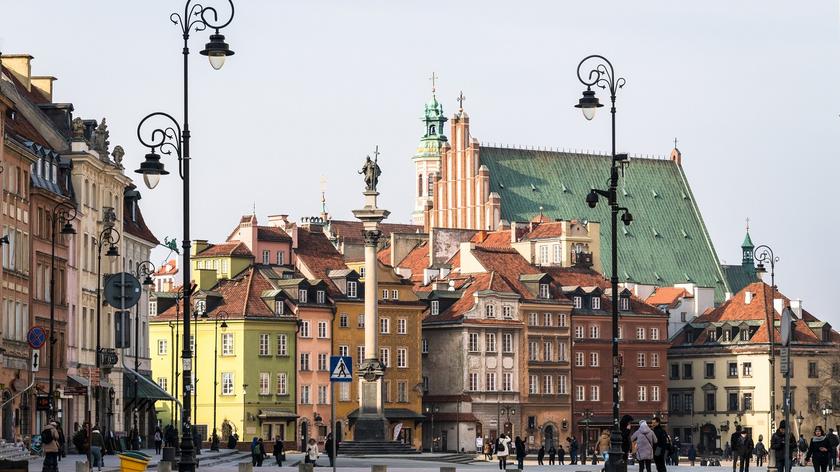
[573,296,582,309]
[316,290,325,304]
[539,283,550,299]
[502,305,513,319]
[194,299,206,315]
[347,281,358,298]
[486,304,496,319]
[262,250,270,265]
[275,300,285,315]
[431,300,440,316]
[740,329,749,341]
[592,297,601,310]
[723,329,732,342]
[619,296,630,311]
[298,289,308,303]
[709,329,718,342]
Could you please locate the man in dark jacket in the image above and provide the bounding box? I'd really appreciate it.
[771,420,796,472]
[828,429,839,471]
[731,425,744,472]
[736,428,754,472]
[620,415,634,460]
[651,417,669,472]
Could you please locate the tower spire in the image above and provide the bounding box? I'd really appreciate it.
[320,175,329,220]
[741,217,755,266]
[429,72,438,95]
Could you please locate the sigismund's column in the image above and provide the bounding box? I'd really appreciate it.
[351,150,389,441]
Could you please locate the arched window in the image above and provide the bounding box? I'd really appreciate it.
[84,180,90,206]
[91,183,97,208]
[417,174,423,197]
[429,124,436,135]
[427,174,435,198]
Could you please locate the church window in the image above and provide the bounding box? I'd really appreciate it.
[418,174,423,197]
[429,124,436,135]
[427,174,435,197]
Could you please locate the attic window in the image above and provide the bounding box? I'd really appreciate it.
[622,226,629,236]
[723,329,732,342]
[431,300,440,316]
[683,273,692,282]
[275,301,285,315]
[347,281,358,298]
[708,329,717,342]
[359,267,365,278]
[298,289,308,303]
[681,191,689,200]
[740,329,749,341]
[539,283,550,299]
[530,183,537,191]
[652,228,660,238]
[621,187,628,196]
[653,271,662,281]
[573,296,582,309]
[744,292,753,304]
[619,296,630,311]
[560,183,569,193]
[317,290,326,304]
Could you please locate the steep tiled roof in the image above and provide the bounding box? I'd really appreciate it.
[479,146,729,301]
[377,245,392,265]
[646,287,689,307]
[257,226,292,242]
[522,222,564,240]
[469,246,543,298]
[123,188,160,246]
[295,227,348,295]
[157,266,273,319]
[195,241,253,258]
[721,264,759,295]
[470,230,512,249]
[694,282,781,323]
[543,266,662,316]
[327,220,422,245]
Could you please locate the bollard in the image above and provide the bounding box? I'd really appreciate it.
[298,463,314,472]
[441,467,457,472]
[158,461,172,472]
[372,465,387,472]
[239,462,254,472]
[162,446,176,463]
[75,460,89,472]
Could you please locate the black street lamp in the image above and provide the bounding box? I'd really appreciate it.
[754,245,779,438]
[203,310,228,451]
[48,202,76,421]
[575,54,631,472]
[95,224,120,430]
[135,3,235,469]
[822,403,833,429]
[425,404,440,452]
[582,408,594,465]
[132,261,156,440]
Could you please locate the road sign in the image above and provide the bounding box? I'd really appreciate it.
[330,356,353,382]
[781,307,793,347]
[780,349,790,375]
[103,272,142,309]
[27,326,46,349]
[31,350,41,372]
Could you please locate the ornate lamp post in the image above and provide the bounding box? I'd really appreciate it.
[131,261,155,439]
[135,2,235,469]
[822,403,833,429]
[754,244,779,453]
[575,54,632,472]
[48,202,76,421]
[203,310,227,451]
[95,223,120,430]
[425,404,440,452]
[582,408,594,465]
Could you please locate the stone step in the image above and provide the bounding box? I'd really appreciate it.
[337,441,420,456]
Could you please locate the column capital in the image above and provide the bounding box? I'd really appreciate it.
[363,230,382,246]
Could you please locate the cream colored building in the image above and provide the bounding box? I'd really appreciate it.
[669,281,839,452]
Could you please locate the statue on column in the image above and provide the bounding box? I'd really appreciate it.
[359,155,381,192]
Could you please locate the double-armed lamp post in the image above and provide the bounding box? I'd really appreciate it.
[48,202,77,421]
[134,2,234,470]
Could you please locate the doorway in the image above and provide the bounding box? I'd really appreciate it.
[700,423,718,454]
[300,421,309,451]
[544,425,556,449]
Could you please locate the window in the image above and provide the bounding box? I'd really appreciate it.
[422,338,429,354]
[637,352,646,368]
[275,300,285,315]
[469,373,479,391]
[338,345,349,356]
[357,314,365,328]
[575,325,584,339]
[590,385,600,401]
[502,305,513,319]
[486,333,497,352]
[592,297,601,310]
[397,348,407,368]
[382,289,389,300]
[397,319,407,334]
[356,346,365,366]
[317,385,328,404]
[589,352,599,367]
[262,250,270,265]
[529,375,539,394]
[149,300,158,317]
[300,353,310,371]
[809,361,818,378]
[359,267,365,277]
[651,353,660,367]
[300,321,310,337]
[620,296,630,311]
[339,313,349,328]
[298,289,308,303]
[379,318,390,334]
[485,304,496,318]
[380,348,390,367]
[539,284,550,299]
[502,333,513,353]
[670,363,680,380]
[397,381,407,402]
[543,342,553,361]
[259,334,270,356]
[222,333,234,355]
[590,325,600,339]
[276,251,284,265]
[638,386,648,402]
[318,353,328,371]
[723,329,732,341]
[559,313,568,327]
[347,281,358,298]
[573,296,582,309]
[650,328,660,340]
[528,313,538,326]
[431,300,439,315]
[157,377,168,392]
[340,382,350,401]
[728,392,739,411]
[383,381,391,402]
[157,339,168,355]
[259,372,270,395]
[683,363,693,379]
[543,375,554,394]
[652,386,660,402]
[543,313,553,326]
[728,362,738,378]
[743,362,752,377]
[684,393,694,414]
[503,372,513,391]
[576,385,585,401]
[318,321,328,338]
[636,327,646,340]
[553,244,562,263]
[575,352,584,367]
[221,372,234,395]
[277,334,288,356]
[741,328,749,341]
[558,375,568,394]
[391,289,399,300]
[670,393,682,412]
[743,392,753,411]
[558,342,568,361]
[528,342,538,361]
[705,392,716,411]
[486,372,497,391]
[469,333,480,352]
[300,385,311,404]
[705,362,715,379]
[317,290,326,304]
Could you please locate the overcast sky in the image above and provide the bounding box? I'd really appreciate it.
[2,0,838,324]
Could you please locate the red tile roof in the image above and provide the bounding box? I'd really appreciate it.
[543,266,662,316]
[294,227,348,295]
[195,241,253,258]
[257,226,292,242]
[646,287,690,307]
[377,246,392,265]
[154,259,178,276]
[522,222,564,240]
[157,266,273,319]
[327,220,422,245]
[470,230,513,249]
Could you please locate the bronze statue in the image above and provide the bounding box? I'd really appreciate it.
[359,155,381,192]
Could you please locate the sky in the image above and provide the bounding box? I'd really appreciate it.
[1,1,838,324]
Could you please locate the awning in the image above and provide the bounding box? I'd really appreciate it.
[67,374,90,387]
[258,409,298,419]
[347,408,427,421]
[123,373,173,401]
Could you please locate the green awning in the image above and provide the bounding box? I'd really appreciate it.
[123,373,173,401]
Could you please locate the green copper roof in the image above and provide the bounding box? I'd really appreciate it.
[415,94,448,160]
[479,146,731,302]
[721,264,759,296]
[742,230,754,249]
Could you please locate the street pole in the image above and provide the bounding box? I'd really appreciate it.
[134,261,155,445]
[48,202,76,421]
[754,244,778,469]
[331,381,337,472]
[210,311,227,451]
[95,225,120,430]
[577,54,631,472]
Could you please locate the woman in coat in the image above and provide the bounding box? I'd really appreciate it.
[632,420,658,472]
[596,429,612,463]
[514,436,527,470]
[496,434,511,470]
[806,426,832,472]
[305,438,319,465]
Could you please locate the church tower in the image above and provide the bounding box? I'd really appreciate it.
[741,224,755,266]
[411,75,448,225]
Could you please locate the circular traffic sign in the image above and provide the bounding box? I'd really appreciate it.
[27,326,46,349]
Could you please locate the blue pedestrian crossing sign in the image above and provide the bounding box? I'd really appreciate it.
[329,356,353,382]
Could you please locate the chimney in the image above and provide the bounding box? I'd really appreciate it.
[267,214,289,229]
[744,291,753,304]
[31,76,57,101]
[192,240,210,256]
[773,298,784,315]
[510,222,517,243]
[1,54,33,91]
[790,299,803,318]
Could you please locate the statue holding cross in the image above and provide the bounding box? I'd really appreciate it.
[359,145,382,192]
[457,91,466,111]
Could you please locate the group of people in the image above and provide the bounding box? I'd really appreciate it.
[246,434,337,467]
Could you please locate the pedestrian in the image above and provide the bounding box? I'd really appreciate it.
[325,433,336,467]
[724,442,732,461]
[558,445,566,465]
[497,434,510,470]
[548,445,556,465]
[228,432,238,450]
[632,420,657,472]
[771,420,796,472]
[165,424,176,448]
[90,426,105,472]
[671,436,681,466]
[828,429,839,471]
[40,421,60,472]
[485,439,493,461]
[687,443,697,467]
[755,436,767,467]
[305,438,319,466]
[154,427,163,455]
[273,436,285,466]
[55,421,66,460]
[515,436,526,470]
[129,427,138,451]
[621,415,635,461]
[807,426,832,472]
[570,436,579,464]
[538,445,545,465]
[596,429,611,464]
[250,438,260,466]
[736,427,754,472]
[258,438,267,466]
[651,417,669,472]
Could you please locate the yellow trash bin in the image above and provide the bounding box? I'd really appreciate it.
[118,453,150,472]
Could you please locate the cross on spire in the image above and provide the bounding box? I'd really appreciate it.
[373,145,380,162]
[457,91,466,111]
[745,216,750,232]
[429,72,438,94]
[673,137,679,149]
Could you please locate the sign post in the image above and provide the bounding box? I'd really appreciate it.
[329,356,352,472]
[31,350,40,373]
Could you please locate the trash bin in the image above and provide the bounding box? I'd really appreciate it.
[118,451,151,472]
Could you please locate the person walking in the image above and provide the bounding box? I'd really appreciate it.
[558,445,566,465]
[632,420,657,472]
[772,420,796,472]
[257,438,267,466]
[153,427,163,455]
[596,429,611,464]
[250,438,260,466]
[55,422,66,460]
[671,436,681,466]
[730,426,744,472]
[806,426,832,472]
[305,438,319,466]
[40,421,60,472]
[755,436,767,467]
[538,445,545,465]
[570,436,579,465]
[273,436,285,466]
[90,426,105,472]
[497,434,511,470]
[485,439,493,461]
[325,433,336,467]
[548,445,556,465]
[515,436,526,470]
[687,443,697,467]
[621,415,635,461]
[828,429,839,471]
[736,428,754,472]
[651,417,669,472]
